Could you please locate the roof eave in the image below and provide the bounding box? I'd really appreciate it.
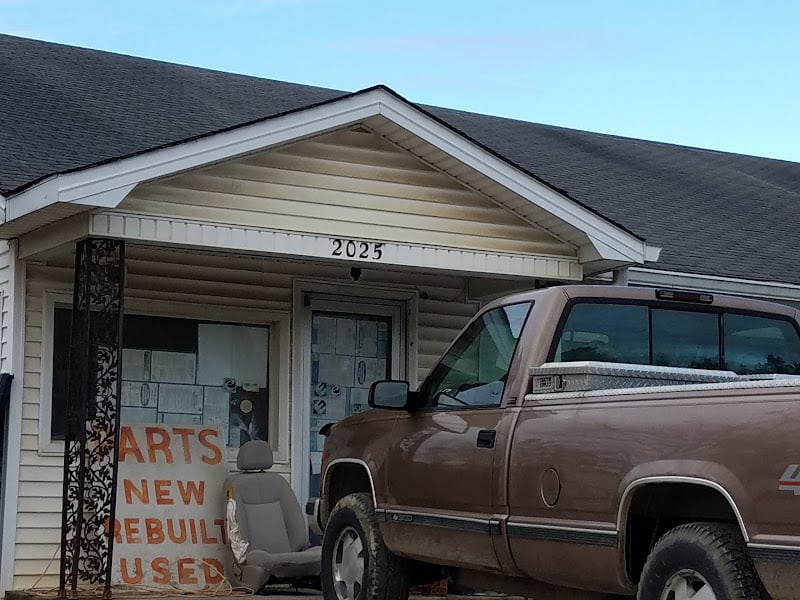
[3,86,654,265]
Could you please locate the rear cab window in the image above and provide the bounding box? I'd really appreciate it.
[552,300,800,375]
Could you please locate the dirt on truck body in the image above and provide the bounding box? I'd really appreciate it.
[311,285,800,600]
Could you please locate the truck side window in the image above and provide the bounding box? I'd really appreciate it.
[554,303,649,364]
[724,314,800,374]
[419,302,532,409]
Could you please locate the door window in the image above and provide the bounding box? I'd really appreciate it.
[309,311,392,452]
[419,302,532,409]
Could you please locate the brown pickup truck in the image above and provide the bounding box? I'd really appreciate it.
[312,285,800,600]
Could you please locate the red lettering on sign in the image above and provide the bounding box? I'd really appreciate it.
[154,480,174,505]
[145,427,174,463]
[189,518,198,544]
[202,558,225,584]
[124,479,149,504]
[152,557,171,585]
[118,426,145,463]
[172,427,195,463]
[123,518,141,543]
[177,480,204,505]
[119,558,142,584]
[145,518,165,544]
[112,519,122,545]
[177,558,198,584]
[167,519,187,543]
[215,519,227,544]
[199,429,223,464]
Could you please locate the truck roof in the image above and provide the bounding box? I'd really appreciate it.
[491,285,798,318]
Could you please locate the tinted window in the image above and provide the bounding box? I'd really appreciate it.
[554,303,649,364]
[652,309,719,369]
[554,300,800,376]
[420,302,532,408]
[724,314,800,374]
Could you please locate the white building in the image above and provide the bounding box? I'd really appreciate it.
[0,34,798,592]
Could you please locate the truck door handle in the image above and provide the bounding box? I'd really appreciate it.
[476,429,496,448]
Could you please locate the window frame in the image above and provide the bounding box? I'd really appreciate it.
[416,300,533,412]
[39,290,291,465]
[547,297,800,373]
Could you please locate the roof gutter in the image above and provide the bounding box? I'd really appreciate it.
[628,267,800,302]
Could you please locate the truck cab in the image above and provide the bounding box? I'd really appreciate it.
[314,286,800,600]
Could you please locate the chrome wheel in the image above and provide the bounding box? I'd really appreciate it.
[661,569,717,600]
[332,525,365,600]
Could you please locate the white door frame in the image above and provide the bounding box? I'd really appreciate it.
[291,280,417,503]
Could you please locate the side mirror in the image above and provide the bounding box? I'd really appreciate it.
[368,380,411,410]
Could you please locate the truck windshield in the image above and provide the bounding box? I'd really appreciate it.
[419,302,532,409]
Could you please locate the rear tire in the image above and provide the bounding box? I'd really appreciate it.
[637,522,767,600]
[321,492,409,600]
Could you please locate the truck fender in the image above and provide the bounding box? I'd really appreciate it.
[321,458,377,523]
[617,475,749,541]
[615,465,752,585]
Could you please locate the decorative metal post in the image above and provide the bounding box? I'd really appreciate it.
[58,239,125,600]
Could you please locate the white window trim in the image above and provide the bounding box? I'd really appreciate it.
[38,290,291,464]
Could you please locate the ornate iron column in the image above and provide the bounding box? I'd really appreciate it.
[58,239,125,600]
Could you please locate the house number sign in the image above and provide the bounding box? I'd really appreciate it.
[331,238,384,260]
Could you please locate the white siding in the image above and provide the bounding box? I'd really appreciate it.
[121,128,575,259]
[14,245,477,588]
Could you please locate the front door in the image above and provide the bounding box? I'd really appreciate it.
[379,301,532,570]
[301,297,403,504]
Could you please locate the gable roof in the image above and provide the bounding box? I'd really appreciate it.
[2,34,800,285]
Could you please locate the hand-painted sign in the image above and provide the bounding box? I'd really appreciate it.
[111,424,229,588]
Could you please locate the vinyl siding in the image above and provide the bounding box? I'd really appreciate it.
[121,128,574,259]
[13,245,477,589]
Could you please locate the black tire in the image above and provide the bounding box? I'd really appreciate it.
[638,522,767,600]
[321,492,409,600]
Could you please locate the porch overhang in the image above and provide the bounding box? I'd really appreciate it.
[2,86,660,274]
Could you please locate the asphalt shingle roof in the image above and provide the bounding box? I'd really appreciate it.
[2,34,800,285]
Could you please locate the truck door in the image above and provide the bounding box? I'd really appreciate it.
[379,302,532,570]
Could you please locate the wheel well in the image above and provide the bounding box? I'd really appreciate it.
[624,482,743,583]
[323,462,373,520]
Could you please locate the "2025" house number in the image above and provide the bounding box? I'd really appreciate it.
[331,238,384,260]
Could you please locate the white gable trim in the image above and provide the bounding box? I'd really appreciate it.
[5,87,657,264]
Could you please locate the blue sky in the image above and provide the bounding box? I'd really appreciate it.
[2,0,799,162]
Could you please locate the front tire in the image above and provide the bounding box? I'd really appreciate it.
[638,523,767,600]
[321,493,409,600]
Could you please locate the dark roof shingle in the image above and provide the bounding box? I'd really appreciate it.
[2,34,800,285]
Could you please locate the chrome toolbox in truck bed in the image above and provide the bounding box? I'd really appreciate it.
[528,361,743,394]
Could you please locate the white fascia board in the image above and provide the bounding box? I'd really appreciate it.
[376,98,656,264]
[91,211,584,281]
[6,87,654,264]
[629,267,800,302]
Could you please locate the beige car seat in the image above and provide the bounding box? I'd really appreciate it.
[224,440,321,591]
